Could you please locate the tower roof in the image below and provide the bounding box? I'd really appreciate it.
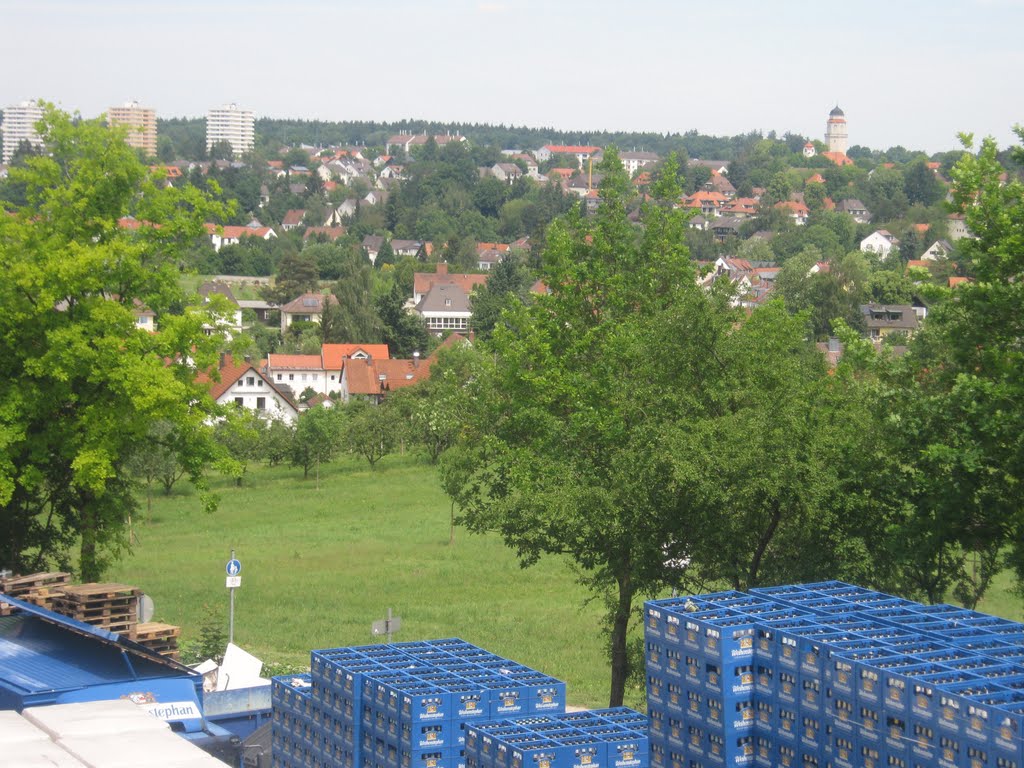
[829,105,845,118]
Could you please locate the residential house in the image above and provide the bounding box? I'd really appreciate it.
[835,199,872,224]
[710,216,744,242]
[922,239,953,261]
[412,262,488,307]
[491,163,523,184]
[391,239,426,259]
[340,353,433,404]
[775,200,810,226]
[415,283,472,335]
[948,213,970,241]
[683,191,729,218]
[304,226,347,242]
[322,343,390,392]
[324,199,358,225]
[204,223,277,253]
[720,197,759,219]
[618,150,659,177]
[197,356,299,423]
[264,354,327,398]
[477,248,505,270]
[279,292,338,333]
[362,235,385,263]
[689,159,730,176]
[860,230,900,259]
[386,132,466,154]
[860,304,919,340]
[198,281,245,338]
[534,144,601,168]
[706,171,736,198]
[281,209,306,231]
[132,301,156,332]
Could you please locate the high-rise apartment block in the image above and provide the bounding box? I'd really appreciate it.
[107,100,157,157]
[206,103,255,158]
[1,100,45,164]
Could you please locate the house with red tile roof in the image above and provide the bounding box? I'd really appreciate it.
[341,353,434,404]
[683,191,729,217]
[303,226,347,242]
[822,151,854,167]
[774,200,810,226]
[196,356,299,423]
[204,222,277,252]
[281,209,306,231]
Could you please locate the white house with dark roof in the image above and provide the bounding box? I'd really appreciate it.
[860,230,900,259]
[415,283,472,335]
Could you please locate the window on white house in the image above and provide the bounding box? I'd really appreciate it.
[302,374,308,381]
[277,374,283,381]
[256,397,266,410]
[234,397,244,406]
[257,379,263,386]
[289,374,294,381]
[246,377,254,386]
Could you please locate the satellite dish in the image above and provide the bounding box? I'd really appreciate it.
[138,594,155,624]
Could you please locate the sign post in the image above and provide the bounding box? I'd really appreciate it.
[226,552,242,644]
[371,608,401,643]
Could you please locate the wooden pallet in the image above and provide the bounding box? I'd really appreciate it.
[0,571,72,596]
[50,582,141,631]
[134,622,181,641]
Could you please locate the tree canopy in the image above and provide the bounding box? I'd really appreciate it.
[0,105,227,579]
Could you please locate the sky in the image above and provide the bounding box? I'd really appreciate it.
[2,0,1022,155]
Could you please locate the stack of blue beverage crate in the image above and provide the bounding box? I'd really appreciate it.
[645,581,1024,768]
[271,638,570,768]
[464,709,649,768]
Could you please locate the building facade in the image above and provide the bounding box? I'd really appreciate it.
[206,103,255,158]
[107,100,157,156]
[1,100,45,163]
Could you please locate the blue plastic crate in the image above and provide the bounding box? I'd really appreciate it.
[799,676,823,713]
[908,720,938,764]
[964,742,989,768]
[753,700,773,733]
[683,689,703,724]
[859,703,884,749]
[727,698,755,733]
[665,716,686,750]
[754,662,774,698]
[774,741,797,768]
[798,714,823,753]
[664,680,686,716]
[937,732,962,768]
[827,731,856,768]
[401,685,452,724]
[663,648,683,682]
[883,713,909,761]
[828,695,856,736]
[705,696,725,730]
[776,669,799,707]
[753,735,772,768]
[773,705,798,743]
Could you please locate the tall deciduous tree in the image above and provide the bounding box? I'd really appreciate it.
[0,105,226,579]
[440,151,704,705]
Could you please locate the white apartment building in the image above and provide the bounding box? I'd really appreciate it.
[206,103,254,158]
[1,100,45,163]
[108,100,157,156]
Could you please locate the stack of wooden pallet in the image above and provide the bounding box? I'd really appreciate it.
[50,582,142,635]
[0,572,72,615]
[1,573,183,660]
[133,622,182,660]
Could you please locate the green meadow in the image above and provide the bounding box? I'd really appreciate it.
[106,449,1024,712]
[107,453,635,709]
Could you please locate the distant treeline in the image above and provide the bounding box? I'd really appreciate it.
[156,116,769,162]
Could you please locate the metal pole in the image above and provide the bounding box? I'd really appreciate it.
[229,549,235,645]
[386,607,393,643]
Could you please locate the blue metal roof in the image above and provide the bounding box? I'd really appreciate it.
[0,592,196,698]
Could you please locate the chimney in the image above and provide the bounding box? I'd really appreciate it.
[437,262,448,276]
[413,351,420,368]
[219,352,227,369]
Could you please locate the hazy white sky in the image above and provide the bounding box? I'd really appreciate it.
[2,0,1021,154]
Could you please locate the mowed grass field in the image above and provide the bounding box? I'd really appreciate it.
[107,453,636,709]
